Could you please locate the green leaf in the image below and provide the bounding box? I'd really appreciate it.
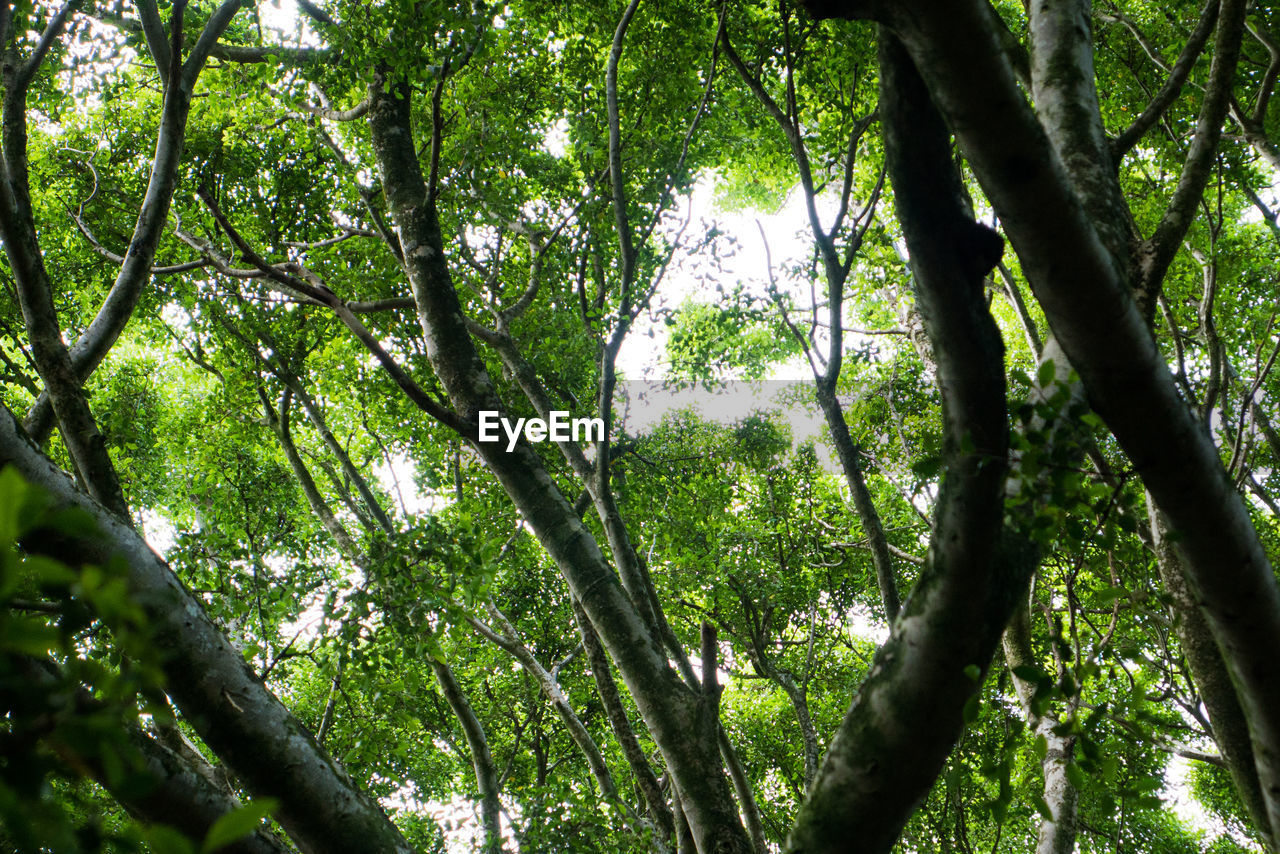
[23,554,77,587]
[1012,664,1047,683]
[911,455,942,480]
[146,825,198,854]
[201,799,278,853]
[1131,776,1163,793]
[1095,585,1128,605]
[0,618,61,656]
[962,693,981,724]
[1036,358,1057,388]
[1133,795,1163,810]
[1064,762,1086,790]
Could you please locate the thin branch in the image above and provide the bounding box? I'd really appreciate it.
[15,0,81,93]
[606,0,644,300]
[1143,0,1247,304]
[72,210,208,274]
[195,188,467,435]
[1112,0,1219,157]
[133,0,173,79]
[1247,18,1280,124]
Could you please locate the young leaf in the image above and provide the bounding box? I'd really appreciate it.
[201,799,278,853]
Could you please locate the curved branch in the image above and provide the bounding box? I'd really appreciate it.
[1143,0,1246,308]
[24,0,246,445]
[1112,0,1219,158]
[14,0,81,93]
[787,33,1011,852]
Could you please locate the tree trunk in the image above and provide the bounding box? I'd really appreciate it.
[367,73,752,854]
[4,656,290,854]
[1003,607,1079,854]
[786,33,1013,852]
[1148,494,1275,851]
[0,405,417,854]
[430,656,505,854]
[870,0,1280,839]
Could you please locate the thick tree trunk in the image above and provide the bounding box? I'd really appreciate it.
[1033,722,1079,854]
[802,0,1280,838]
[4,656,290,854]
[1148,495,1276,851]
[785,34,1013,853]
[867,0,1280,840]
[0,405,417,854]
[366,74,751,854]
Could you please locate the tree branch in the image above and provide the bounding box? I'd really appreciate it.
[1143,0,1246,310]
[1112,0,1219,158]
[0,405,416,854]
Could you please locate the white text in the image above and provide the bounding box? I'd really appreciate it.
[477,411,605,452]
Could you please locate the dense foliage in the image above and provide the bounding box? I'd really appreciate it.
[1,0,1279,852]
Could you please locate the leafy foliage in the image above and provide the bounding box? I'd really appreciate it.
[2,0,1280,851]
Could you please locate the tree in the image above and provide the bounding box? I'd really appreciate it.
[1,0,1279,852]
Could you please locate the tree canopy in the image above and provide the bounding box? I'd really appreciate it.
[2,0,1280,852]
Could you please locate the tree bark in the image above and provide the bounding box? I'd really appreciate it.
[366,72,752,854]
[0,405,417,854]
[430,656,505,854]
[1148,495,1276,852]
[4,655,290,854]
[786,33,1013,853]
[1003,608,1079,854]
[803,0,1280,839]
[899,0,1280,839]
[23,0,244,445]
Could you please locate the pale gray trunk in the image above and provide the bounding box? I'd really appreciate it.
[1004,608,1079,854]
[1148,495,1276,851]
[431,657,505,854]
[1034,720,1079,854]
